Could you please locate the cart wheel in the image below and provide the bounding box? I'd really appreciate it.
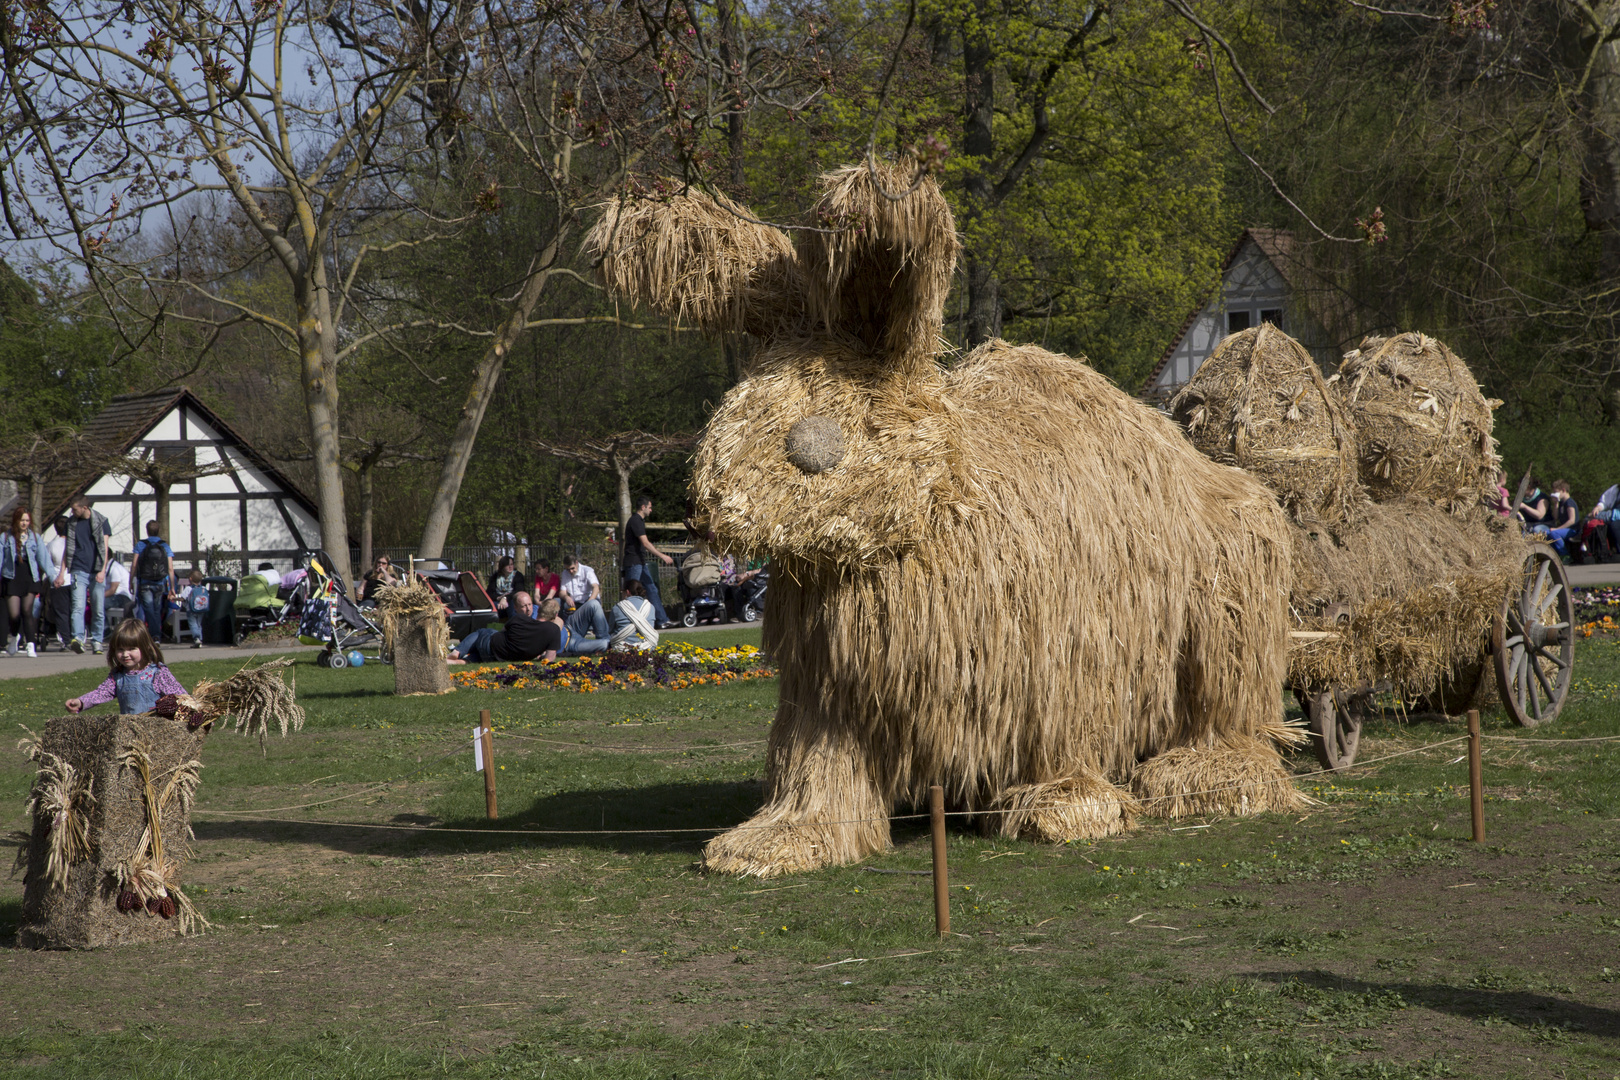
[329,651,349,669]
[316,651,331,668]
[1494,547,1575,728]
[1304,689,1361,771]
[681,609,698,628]
[740,602,759,623]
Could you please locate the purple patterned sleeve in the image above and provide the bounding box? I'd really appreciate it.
[154,665,188,697]
[78,675,118,707]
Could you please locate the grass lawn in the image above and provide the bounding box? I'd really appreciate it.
[2,626,1619,1078]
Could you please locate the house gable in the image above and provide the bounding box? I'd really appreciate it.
[1141,228,1356,403]
[50,389,323,566]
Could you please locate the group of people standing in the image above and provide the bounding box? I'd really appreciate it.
[0,497,211,657]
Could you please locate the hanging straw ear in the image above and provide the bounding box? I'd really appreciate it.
[798,161,960,370]
[584,184,804,341]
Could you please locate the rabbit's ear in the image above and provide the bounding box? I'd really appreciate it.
[799,162,960,369]
[585,185,804,340]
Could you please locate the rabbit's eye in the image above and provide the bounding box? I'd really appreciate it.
[785,415,845,475]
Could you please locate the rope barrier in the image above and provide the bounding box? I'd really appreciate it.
[185,735,1477,834]
[488,730,768,752]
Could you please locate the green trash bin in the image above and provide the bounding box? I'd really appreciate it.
[201,577,238,645]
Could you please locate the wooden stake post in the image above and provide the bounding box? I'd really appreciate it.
[480,708,498,820]
[1467,708,1483,843]
[930,784,949,937]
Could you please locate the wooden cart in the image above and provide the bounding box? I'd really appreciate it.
[1293,543,1575,771]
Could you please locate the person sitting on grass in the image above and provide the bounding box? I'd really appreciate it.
[447,591,558,664]
[486,555,527,615]
[64,617,188,715]
[532,559,561,605]
[543,596,610,656]
[609,580,658,652]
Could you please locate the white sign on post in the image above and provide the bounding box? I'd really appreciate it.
[472,726,485,772]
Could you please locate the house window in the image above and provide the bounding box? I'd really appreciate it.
[1227,310,1251,333]
[1260,308,1284,328]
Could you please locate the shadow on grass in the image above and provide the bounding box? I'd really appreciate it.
[194,778,769,858]
[0,896,19,947]
[1255,970,1620,1037]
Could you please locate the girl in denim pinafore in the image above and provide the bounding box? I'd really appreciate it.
[65,618,188,715]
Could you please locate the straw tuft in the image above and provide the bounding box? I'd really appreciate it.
[1333,332,1502,514]
[799,162,959,371]
[990,772,1137,841]
[584,184,803,340]
[1132,738,1311,819]
[1169,324,1362,525]
[189,657,304,748]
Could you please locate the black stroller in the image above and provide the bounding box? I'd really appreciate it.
[673,549,727,627]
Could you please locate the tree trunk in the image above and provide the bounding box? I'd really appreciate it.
[961,10,1001,348]
[359,459,374,577]
[153,480,171,546]
[616,459,634,535]
[296,284,352,585]
[718,0,747,192]
[27,472,43,525]
[1564,2,1620,419]
[417,240,562,559]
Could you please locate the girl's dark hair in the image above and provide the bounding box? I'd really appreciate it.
[107,617,163,670]
[497,556,515,571]
[622,580,646,598]
[9,505,28,542]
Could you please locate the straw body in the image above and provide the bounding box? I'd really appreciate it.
[593,162,1306,878]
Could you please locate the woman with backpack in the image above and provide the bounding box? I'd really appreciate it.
[1,506,57,657]
[131,520,175,640]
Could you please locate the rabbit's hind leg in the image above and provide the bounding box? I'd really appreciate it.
[1131,738,1308,820]
[701,723,891,878]
[988,769,1137,842]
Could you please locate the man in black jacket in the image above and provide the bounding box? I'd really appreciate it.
[447,592,561,664]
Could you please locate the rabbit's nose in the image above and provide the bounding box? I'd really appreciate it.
[785,415,845,474]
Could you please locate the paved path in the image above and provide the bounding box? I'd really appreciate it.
[1566,563,1620,588]
[0,642,324,681]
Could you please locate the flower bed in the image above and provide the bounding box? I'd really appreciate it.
[449,643,775,693]
[1575,586,1620,637]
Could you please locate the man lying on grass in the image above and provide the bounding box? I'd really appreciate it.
[447,592,612,665]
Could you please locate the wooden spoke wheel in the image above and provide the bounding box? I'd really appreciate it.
[1493,547,1575,729]
[1303,689,1362,771]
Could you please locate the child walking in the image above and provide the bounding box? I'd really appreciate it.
[177,569,207,648]
[65,618,188,715]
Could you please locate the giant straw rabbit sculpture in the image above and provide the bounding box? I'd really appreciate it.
[587,163,1304,876]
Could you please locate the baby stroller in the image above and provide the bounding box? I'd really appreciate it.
[675,548,728,627]
[732,565,768,623]
[296,550,384,668]
[233,570,297,638]
[412,564,499,639]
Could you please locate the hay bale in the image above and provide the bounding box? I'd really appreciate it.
[19,714,208,948]
[1168,324,1362,525]
[1285,498,1528,699]
[583,185,803,341]
[1333,332,1502,514]
[376,581,453,696]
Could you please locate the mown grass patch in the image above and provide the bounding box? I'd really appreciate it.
[1,626,1618,1078]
